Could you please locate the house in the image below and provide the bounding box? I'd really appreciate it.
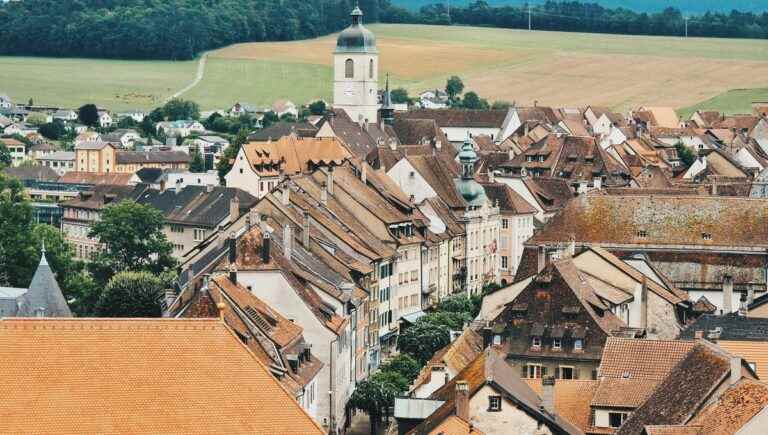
[587,338,695,433]
[28,142,56,160]
[129,167,219,191]
[247,121,318,142]
[38,151,76,176]
[688,110,724,128]
[52,109,78,122]
[409,328,484,399]
[74,141,117,173]
[395,109,507,146]
[136,185,256,257]
[228,101,260,116]
[225,134,350,198]
[0,137,26,166]
[155,120,205,138]
[272,99,298,118]
[114,150,191,173]
[3,122,37,137]
[525,193,768,310]
[97,110,113,128]
[0,247,72,317]
[497,106,563,144]
[181,274,324,417]
[116,109,147,123]
[0,93,11,109]
[481,182,536,284]
[60,184,150,260]
[680,313,768,379]
[0,317,325,434]
[186,135,230,170]
[493,174,574,225]
[485,259,626,382]
[74,131,101,146]
[615,340,757,435]
[632,107,680,129]
[102,129,141,148]
[401,348,583,435]
[419,89,449,109]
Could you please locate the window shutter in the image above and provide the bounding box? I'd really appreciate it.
[521,364,528,378]
[574,368,580,379]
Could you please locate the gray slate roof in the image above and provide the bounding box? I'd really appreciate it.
[17,253,72,317]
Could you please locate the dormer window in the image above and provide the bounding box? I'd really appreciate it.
[702,232,712,241]
[552,338,562,350]
[574,339,583,351]
[636,230,648,239]
[488,396,502,412]
[531,337,541,349]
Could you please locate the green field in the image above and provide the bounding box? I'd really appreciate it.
[678,88,768,118]
[1,24,767,113]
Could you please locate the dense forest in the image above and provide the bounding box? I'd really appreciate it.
[0,0,383,60]
[393,0,768,15]
[384,1,768,39]
[0,0,766,61]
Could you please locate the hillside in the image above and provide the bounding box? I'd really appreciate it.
[391,0,768,14]
[2,24,766,114]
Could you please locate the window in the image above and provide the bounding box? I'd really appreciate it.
[345,59,354,78]
[702,232,712,241]
[369,59,374,79]
[501,256,508,270]
[552,338,562,350]
[501,219,509,229]
[574,339,583,351]
[488,396,502,412]
[636,230,647,238]
[608,412,629,428]
[410,294,418,306]
[559,366,574,379]
[193,228,205,242]
[411,271,418,282]
[531,337,541,349]
[493,334,502,345]
[526,364,542,379]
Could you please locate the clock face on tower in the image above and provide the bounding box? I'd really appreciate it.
[344,83,355,97]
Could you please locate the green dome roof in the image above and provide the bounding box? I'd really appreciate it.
[455,179,487,207]
[335,6,378,54]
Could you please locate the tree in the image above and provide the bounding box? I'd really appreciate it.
[25,112,49,126]
[492,101,512,110]
[117,116,137,129]
[89,201,176,285]
[308,100,327,115]
[78,104,99,127]
[262,111,279,128]
[390,88,410,104]
[189,148,205,172]
[445,75,465,100]
[398,320,451,363]
[162,98,200,121]
[462,91,489,110]
[350,371,409,435]
[38,120,66,140]
[96,271,164,317]
[279,113,297,122]
[139,115,156,138]
[379,354,421,383]
[675,142,696,167]
[0,172,33,287]
[0,142,11,167]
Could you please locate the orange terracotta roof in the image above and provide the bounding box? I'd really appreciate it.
[713,340,768,381]
[428,416,485,435]
[599,338,695,380]
[591,378,659,408]
[412,329,484,393]
[688,379,768,434]
[525,379,599,432]
[243,135,350,176]
[0,318,324,434]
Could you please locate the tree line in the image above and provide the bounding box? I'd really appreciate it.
[0,0,382,60]
[383,1,768,39]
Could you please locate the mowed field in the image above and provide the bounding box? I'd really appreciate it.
[1,24,767,113]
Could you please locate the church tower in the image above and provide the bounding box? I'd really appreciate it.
[333,4,379,124]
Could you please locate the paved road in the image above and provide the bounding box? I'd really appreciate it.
[167,52,208,101]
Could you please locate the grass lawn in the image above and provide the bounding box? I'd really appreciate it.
[0,57,196,111]
[1,24,767,112]
[678,88,768,118]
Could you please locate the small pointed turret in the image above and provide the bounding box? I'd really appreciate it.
[19,245,72,317]
[380,73,395,126]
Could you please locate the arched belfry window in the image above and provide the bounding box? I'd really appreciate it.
[345,59,354,78]
[369,59,374,79]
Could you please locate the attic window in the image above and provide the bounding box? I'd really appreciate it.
[531,337,541,349]
[636,230,648,239]
[702,232,712,241]
[488,396,502,412]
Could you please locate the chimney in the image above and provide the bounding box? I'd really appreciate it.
[542,376,556,416]
[739,292,748,316]
[302,211,311,248]
[730,357,742,385]
[711,182,718,196]
[229,194,240,224]
[593,177,602,190]
[320,182,328,205]
[508,148,514,161]
[640,276,649,330]
[361,165,367,184]
[723,275,734,314]
[229,263,237,284]
[228,232,237,264]
[326,167,334,195]
[435,140,442,150]
[283,224,293,261]
[261,232,271,263]
[455,381,470,422]
[537,245,546,273]
[568,237,576,258]
[281,187,290,206]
